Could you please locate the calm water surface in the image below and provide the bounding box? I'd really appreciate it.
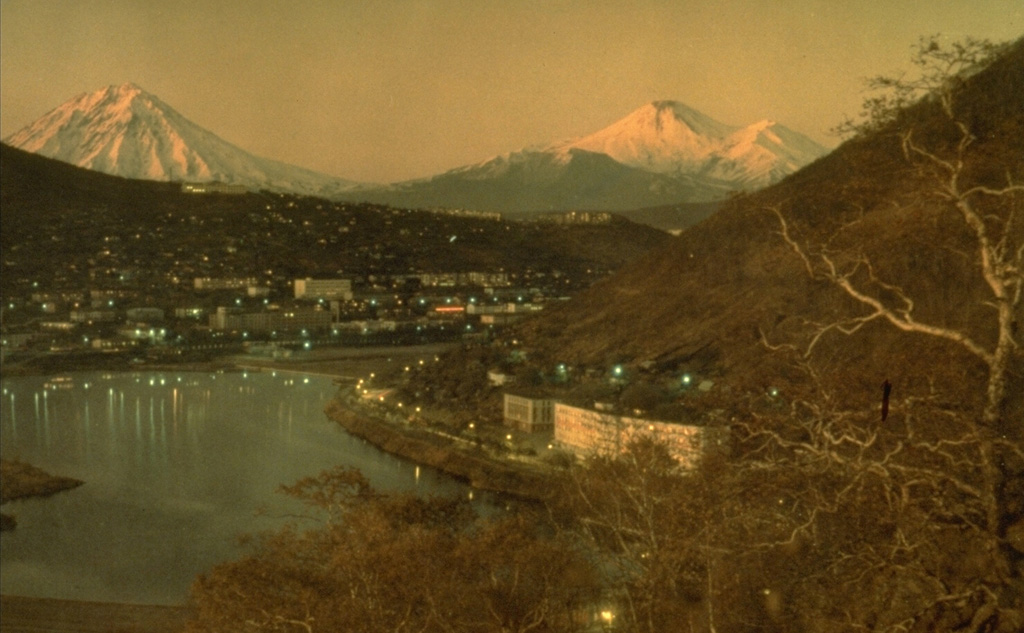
[0,370,477,604]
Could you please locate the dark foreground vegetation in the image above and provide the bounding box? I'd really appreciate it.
[184,37,1023,633]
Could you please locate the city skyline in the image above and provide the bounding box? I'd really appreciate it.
[1,0,1021,183]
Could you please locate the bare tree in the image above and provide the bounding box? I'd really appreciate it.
[824,35,1023,430]
[551,439,729,633]
[753,36,1024,632]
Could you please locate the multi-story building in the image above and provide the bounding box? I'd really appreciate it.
[40,321,76,331]
[294,278,354,301]
[1,332,35,350]
[209,306,332,333]
[181,182,249,195]
[118,326,168,342]
[174,307,206,319]
[89,288,137,306]
[553,402,728,467]
[503,393,554,432]
[126,307,165,321]
[416,272,511,288]
[194,277,259,291]
[31,291,85,304]
[70,309,118,323]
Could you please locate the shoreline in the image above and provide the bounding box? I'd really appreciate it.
[324,399,555,501]
[0,347,548,630]
[0,595,188,633]
[0,460,84,531]
[1,342,458,380]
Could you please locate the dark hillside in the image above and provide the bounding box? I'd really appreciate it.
[511,38,1024,419]
[1,144,668,299]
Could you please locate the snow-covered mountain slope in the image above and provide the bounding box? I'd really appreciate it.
[345,101,829,212]
[3,83,362,196]
[556,100,828,188]
[6,86,829,212]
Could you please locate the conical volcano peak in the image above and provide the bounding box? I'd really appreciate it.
[646,100,732,134]
[554,100,825,180]
[3,83,363,195]
[104,82,148,105]
[112,81,143,96]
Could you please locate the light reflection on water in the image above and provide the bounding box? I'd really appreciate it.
[0,370,479,605]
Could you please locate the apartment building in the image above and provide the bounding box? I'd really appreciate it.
[503,393,555,432]
[294,278,354,301]
[553,402,727,467]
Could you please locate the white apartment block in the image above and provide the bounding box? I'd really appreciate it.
[503,393,554,432]
[553,402,727,467]
[294,278,354,300]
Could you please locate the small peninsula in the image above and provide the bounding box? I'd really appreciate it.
[1,460,83,531]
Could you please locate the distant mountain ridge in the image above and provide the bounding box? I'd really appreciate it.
[5,85,828,212]
[3,83,363,198]
[347,101,828,212]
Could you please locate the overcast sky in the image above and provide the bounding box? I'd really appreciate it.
[1,0,1020,183]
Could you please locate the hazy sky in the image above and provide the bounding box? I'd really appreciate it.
[1,1,1020,183]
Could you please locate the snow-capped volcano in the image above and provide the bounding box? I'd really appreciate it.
[3,83,361,196]
[346,100,829,212]
[554,100,827,188]
[560,100,736,172]
[6,87,829,213]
